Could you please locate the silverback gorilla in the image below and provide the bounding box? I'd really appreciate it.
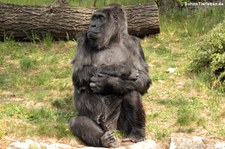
[70,4,151,148]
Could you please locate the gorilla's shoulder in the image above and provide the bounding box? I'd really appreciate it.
[77,33,88,44]
[130,35,140,42]
[124,34,141,45]
[122,34,141,50]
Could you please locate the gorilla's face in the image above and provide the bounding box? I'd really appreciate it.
[87,12,112,49]
[87,10,118,49]
[87,13,107,40]
[87,5,127,49]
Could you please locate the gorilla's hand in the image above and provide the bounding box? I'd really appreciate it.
[90,73,109,93]
[128,69,139,80]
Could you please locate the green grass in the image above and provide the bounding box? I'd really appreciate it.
[0,41,76,144]
[0,102,74,137]
[0,0,154,6]
[0,5,225,147]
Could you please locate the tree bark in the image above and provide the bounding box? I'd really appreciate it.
[0,2,160,41]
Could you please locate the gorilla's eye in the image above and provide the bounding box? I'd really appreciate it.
[91,15,97,21]
[92,14,105,22]
[99,16,105,22]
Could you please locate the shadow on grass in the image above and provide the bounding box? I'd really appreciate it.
[52,95,74,112]
[152,98,188,106]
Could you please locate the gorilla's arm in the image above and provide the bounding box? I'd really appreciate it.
[72,35,97,91]
[72,66,96,89]
[109,70,151,94]
[90,36,151,95]
[99,64,139,80]
[90,69,150,95]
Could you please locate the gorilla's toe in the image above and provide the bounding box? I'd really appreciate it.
[100,131,118,148]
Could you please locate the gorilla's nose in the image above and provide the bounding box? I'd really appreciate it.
[91,24,96,28]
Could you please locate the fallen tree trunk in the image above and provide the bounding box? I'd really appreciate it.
[0,2,160,41]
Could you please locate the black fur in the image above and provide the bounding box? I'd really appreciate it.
[70,4,151,147]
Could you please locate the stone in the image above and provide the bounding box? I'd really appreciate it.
[170,133,206,149]
[215,142,225,149]
[8,140,72,149]
[166,68,176,73]
[80,140,159,149]
[127,140,159,149]
[170,133,225,149]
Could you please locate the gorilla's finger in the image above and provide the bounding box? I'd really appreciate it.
[91,76,98,82]
[90,82,96,87]
[98,73,107,77]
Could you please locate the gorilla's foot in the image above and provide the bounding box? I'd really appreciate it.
[122,136,145,143]
[123,127,146,143]
[122,134,145,143]
[100,131,118,148]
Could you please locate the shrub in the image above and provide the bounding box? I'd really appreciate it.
[190,20,225,91]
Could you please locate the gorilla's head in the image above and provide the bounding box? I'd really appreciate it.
[87,4,128,49]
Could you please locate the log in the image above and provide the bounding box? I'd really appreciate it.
[0,2,160,41]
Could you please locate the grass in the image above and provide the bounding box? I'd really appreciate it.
[0,0,154,6]
[141,7,225,141]
[0,39,76,141]
[0,4,225,147]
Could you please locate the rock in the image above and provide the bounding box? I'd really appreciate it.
[8,140,72,149]
[6,135,225,149]
[127,140,159,149]
[166,68,176,73]
[215,142,225,149]
[48,143,72,149]
[170,135,205,149]
[170,133,225,149]
[80,140,159,149]
[8,139,159,149]
[7,141,30,149]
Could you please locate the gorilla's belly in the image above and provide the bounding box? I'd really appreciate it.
[102,95,123,131]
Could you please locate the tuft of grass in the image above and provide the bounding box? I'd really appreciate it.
[28,31,41,44]
[177,105,197,126]
[176,98,204,126]
[19,56,34,71]
[43,33,53,48]
[154,129,170,140]
[155,45,171,55]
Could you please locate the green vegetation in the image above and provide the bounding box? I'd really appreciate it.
[0,39,76,140]
[190,21,225,92]
[142,7,225,140]
[0,0,153,6]
[0,0,224,146]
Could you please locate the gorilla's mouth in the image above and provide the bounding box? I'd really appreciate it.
[88,31,99,34]
[87,31,100,40]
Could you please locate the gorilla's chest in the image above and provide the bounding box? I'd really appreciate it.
[91,47,129,66]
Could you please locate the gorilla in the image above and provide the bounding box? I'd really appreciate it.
[70,4,151,148]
